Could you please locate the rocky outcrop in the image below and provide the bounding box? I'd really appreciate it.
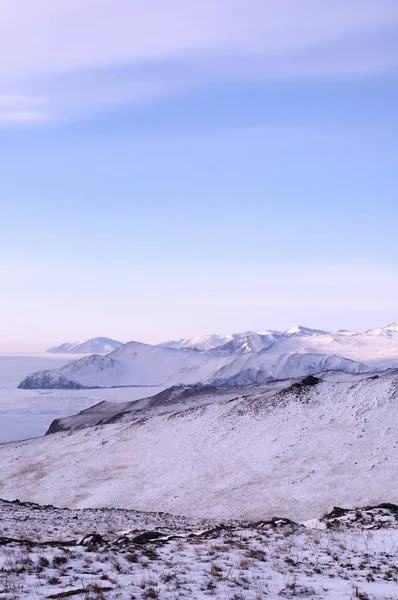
[18,370,94,390]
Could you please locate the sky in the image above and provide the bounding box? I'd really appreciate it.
[1,0,398,351]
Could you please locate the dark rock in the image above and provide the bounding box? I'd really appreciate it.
[283,375,321,395]
[130,531,164,544]
[79,533,108,547]
[324,506,348,519]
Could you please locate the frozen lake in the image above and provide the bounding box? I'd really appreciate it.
[0,355,162,444]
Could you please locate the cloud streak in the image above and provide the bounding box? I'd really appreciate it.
[1,0,397,122]
[0,94,47,123]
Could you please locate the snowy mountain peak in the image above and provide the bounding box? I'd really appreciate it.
[159,332,249,352]
[364,321,398,337]
[211,332,281,356]
[380,321,398,334]
[284,325,330,337]
[46,337,122,355]
[336,329,357,336]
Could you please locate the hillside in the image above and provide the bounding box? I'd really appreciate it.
[3,370,398,521]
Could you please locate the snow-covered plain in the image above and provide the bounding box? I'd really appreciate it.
[0,355,163,443]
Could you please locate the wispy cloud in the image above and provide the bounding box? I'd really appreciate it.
[0,111,44,123]
[0,94,47,123]
[1,0,397,123]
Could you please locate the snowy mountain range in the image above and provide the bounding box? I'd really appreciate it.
[21,321,398,390]
[161,322,398,351]
[46,337,122,355]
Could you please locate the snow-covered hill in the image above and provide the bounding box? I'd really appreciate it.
[209,351,368,386]
[46,337,122,354]
[3,370,398,521]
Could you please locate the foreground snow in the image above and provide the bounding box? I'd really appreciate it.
[0,499,397,599]
[1,371,397,520]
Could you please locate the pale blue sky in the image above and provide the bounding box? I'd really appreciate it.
[1,1,398,350]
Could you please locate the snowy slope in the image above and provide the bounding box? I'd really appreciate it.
[46,337,122,354]
[210,351,368,386]
[2,370,398,521]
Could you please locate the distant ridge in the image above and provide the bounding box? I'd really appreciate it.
[46,337,122,355]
